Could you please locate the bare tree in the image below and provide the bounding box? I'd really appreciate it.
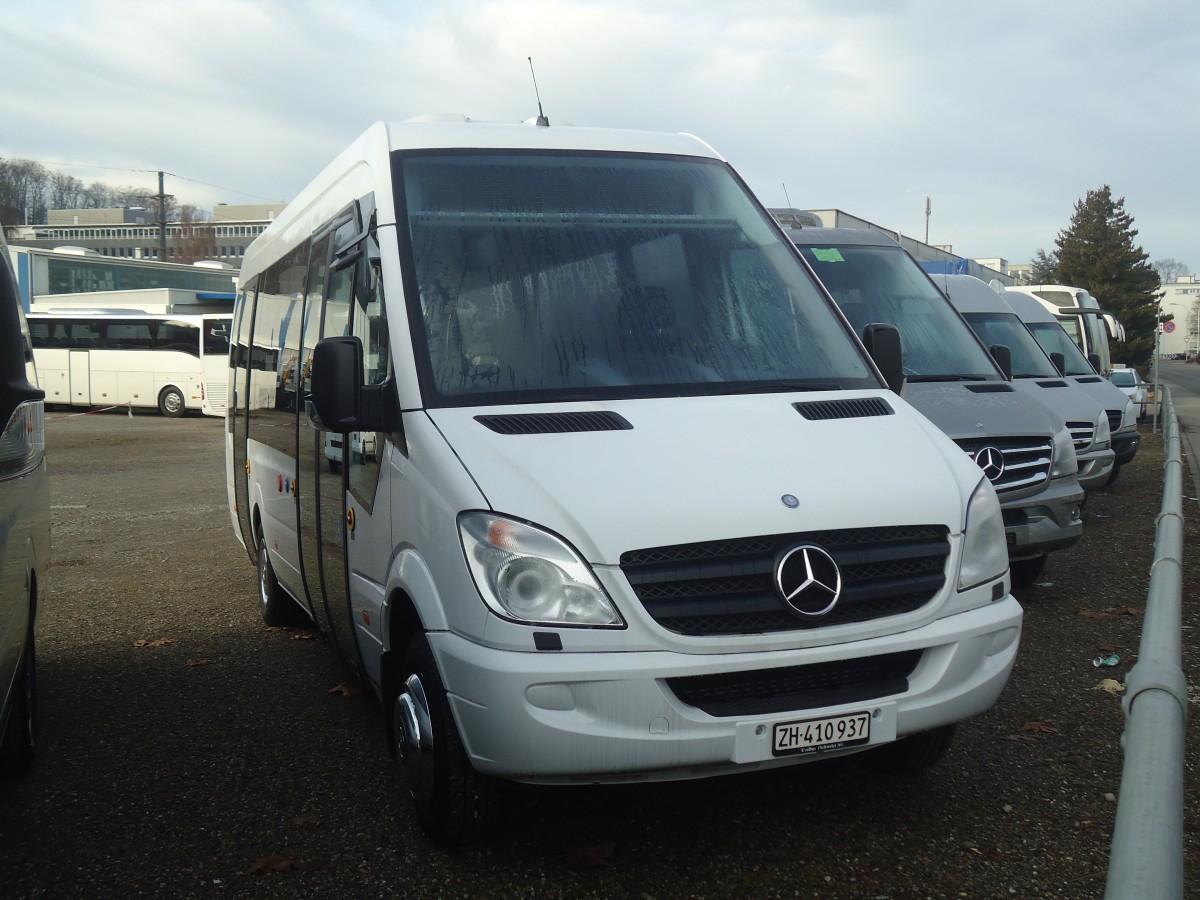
[1152,258,1190,286]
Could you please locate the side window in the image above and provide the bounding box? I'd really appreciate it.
[247,244,307,454]
[347,231,388,508]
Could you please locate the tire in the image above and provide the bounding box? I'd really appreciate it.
[1105,461,1121,486]
[1009,554,1047,588]
[859,724,956,775]
[328,459,342,474]
[0,618,37,778]
[394,633,500,846]
[158,386,185,418]
[256,532,308,627]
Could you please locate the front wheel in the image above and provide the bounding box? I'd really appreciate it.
[1009,554,1047,588]
[256,532,307,627]
[858,724,956,775]
[0,618,37,778]
[394,634,500,845]
[158,386,185,418]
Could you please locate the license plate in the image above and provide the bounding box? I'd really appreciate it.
[772,711,871,757]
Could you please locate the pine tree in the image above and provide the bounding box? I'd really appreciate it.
[1054,185,1160,367]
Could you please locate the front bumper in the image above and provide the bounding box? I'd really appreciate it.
[431,596,1023,784]
[998,476,1084,559]
[1112,429,1140,466]
[1076,448,1116,491]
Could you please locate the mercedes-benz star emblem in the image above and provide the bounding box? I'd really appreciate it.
[775,545,842,617]
[973,445,1006,482]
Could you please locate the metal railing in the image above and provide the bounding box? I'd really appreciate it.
[1105,387,1189,898]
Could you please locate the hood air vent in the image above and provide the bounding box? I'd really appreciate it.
[475,411,633,435]
[1074,376,1103,384]
[965,383,1015,393]
[1036,380,1069,388]
[793,397,894,421]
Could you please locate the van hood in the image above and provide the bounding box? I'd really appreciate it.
[903,381,1057,441]
[1010,377,1104,428]
[426,393,974,565]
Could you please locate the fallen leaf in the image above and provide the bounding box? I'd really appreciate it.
[185,658,213,668]
[266,626,290,634]
[241,854,331,875]
[1077,609,1111,620]
[328,682,365,698]
[1002,733,1040,743]
[1096,642,1118,653]
[563,839,617,869]
[133,637,177,648]
[290,631,316,641]
[1095,679,1125,695]
[1020,720,1060,735]
[288,812,319,827]
[1103,607,1144,617]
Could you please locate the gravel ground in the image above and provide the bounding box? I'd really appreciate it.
[0,408,1196,899]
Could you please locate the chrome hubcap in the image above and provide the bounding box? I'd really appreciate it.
[394,674,434,802]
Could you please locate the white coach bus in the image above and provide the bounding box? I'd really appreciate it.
[226,117,1021,845]
[27,312,232,417]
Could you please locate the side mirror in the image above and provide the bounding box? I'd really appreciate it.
[989,344,1013,381]
[861,323,905,395]
[311,336,364,430]
[1087,352,1102,374]
[1050,351,1065,376]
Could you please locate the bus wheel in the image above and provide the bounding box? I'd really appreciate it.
[1009,554,1047,587]
[394,633,499,846]
[858,724,956,775]
[256,533,307,627]
[158,386,185,418]
[0,617,37,778]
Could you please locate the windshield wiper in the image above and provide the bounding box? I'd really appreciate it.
[906,374,990,383]
[718,381,844,395]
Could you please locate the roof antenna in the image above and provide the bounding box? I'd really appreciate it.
[528,56,550,127]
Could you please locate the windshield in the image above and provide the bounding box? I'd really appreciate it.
[397,152,875,406]
[1110,370,1137,386]
[961,312,1059,378]
[1026,320,1094,376]
[795,243,999,381]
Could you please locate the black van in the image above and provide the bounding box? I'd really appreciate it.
[0,230,48,776]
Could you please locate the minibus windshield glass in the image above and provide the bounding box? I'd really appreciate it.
[961,312,1059,379]
[1025,320,1095,376]
[397,152,876,406]
[794,243,998,381]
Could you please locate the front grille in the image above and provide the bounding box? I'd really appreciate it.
[1106,409,1123,433]
[619,525,949,636]
[956,436,1053,494]
[667,650,922,717]
[1067,421,1095,451]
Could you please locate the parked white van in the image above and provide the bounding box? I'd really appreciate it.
[787,228,1084,586]
[1000,288,1140,483]
[0,229,48,777]
[227,118,1022,844]
[937,276,1116,491]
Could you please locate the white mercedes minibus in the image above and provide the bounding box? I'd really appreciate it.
[226,118,1021,844]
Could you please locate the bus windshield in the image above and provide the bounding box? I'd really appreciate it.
[794,242,999,381]
[1025,320,1095,376]
[396,152,876,406]
[961,312,1059,379]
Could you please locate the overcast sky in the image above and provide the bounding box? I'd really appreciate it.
[2,0,1196,269]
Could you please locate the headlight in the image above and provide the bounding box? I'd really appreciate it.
[1049,425,1078,478]
[459,512,624,627]
[1121,398,1137,429]
[1094,411,1111,448]
[958,478,1009,591]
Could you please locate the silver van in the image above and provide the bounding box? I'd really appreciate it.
[999,287,1139,484]
[937,275,1116,492]
[0,230,48,776]
[788,228,1083,586]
